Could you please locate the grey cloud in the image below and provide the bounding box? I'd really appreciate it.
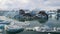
[0,0,60,10]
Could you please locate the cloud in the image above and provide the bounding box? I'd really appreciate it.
[44,0,60,6]
[0,0,30,10]
[0,0,60,10]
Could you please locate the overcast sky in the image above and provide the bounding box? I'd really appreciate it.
[0,0,60,10]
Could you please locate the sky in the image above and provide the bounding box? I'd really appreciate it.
[0,0,60,10]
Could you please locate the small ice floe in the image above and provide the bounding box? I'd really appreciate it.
[33,27,41,31]
[14,22,30,27]
[33,26,51,32]
[57,27,60,31]
[25,26,51,32]
[25,27,34,31]
[0,24,5,29]
[0,29,3,33]
[53,27,56,32]
[0,25,4,32]
[6,25,24,33]
[0,20,11,25]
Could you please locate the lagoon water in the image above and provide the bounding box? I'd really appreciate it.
[1,16,60,34]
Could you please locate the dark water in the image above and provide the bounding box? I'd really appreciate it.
[1,17,60,34]
[6,31,48,34]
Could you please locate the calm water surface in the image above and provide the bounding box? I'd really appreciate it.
[1,17,60,34]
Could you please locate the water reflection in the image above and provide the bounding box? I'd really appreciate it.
[2,16,60,34]
[20,18,48,24]
[56,16,60,20]
[6,32,16,34]
[17,17,48,23]
[38,19,48,23]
